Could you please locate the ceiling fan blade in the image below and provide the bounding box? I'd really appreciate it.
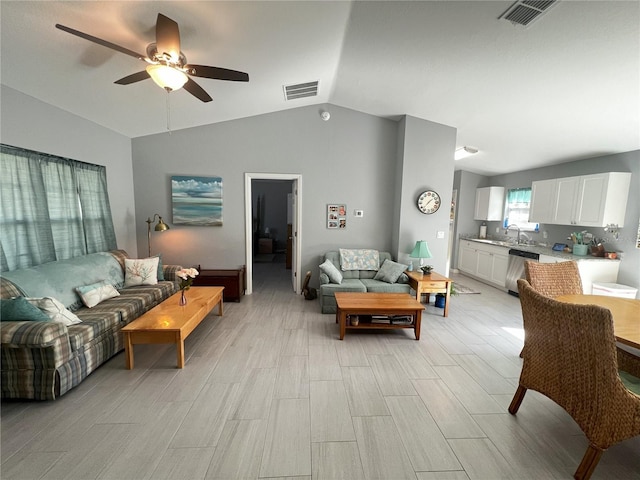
[156,13,181,62]
[185,64,249,82]
[183,78,213,102]
[55,24,146,61]
[114,71,151,85]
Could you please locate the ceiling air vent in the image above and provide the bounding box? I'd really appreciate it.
[283,81,318,101]
[499,0,558,27]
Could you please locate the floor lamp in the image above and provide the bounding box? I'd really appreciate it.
[146,214,170,257]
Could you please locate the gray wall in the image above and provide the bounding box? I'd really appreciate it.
[0,86,138,255]
[131,104,401,283]
[455,151,640,292]
[393,116,456,274]
[451,170,489,268]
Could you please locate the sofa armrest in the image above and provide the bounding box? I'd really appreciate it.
[319,273,330,285]
[162,264,184,282]
[1,321,73,369]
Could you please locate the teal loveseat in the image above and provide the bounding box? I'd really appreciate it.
[0,250,182,400]
[319,251,411,314]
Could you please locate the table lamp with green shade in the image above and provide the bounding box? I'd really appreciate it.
[410,240,433,274]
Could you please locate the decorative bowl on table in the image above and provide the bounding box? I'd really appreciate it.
[421,265,433,274]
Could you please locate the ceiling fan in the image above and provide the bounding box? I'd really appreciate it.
[55,13,249,102]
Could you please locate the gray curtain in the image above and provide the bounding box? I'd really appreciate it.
[0,145,117,272]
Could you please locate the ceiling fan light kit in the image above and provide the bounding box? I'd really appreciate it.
[55,13,249,102]
[146,64,188,92]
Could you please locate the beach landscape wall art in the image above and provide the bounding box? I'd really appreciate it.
[171,175,223,226]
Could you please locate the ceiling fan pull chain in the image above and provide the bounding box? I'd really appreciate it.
[166,89,172,134]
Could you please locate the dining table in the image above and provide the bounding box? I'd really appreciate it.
[555,294,640,350]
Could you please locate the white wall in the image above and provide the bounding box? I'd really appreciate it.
[0,86,137,255]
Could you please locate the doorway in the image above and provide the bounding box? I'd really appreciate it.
[244,173,302,295]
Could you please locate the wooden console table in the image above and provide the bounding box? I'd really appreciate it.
[405,270,453,317]
[193,265,245,302]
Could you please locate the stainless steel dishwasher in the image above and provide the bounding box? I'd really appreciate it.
[506,248,540,296]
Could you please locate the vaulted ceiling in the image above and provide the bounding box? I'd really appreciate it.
[1,1,638,175]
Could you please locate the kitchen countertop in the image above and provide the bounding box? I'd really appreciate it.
[460,236,620,262]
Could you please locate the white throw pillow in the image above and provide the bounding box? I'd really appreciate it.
[76,280,120,308]
[25,297,82,326]
[319,259,343,284]
[124,257,159,287]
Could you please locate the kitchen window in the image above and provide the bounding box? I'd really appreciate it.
[503,187,539,232]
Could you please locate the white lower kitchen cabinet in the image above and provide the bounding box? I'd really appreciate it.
[457,240,508,288]
[534,254,619,294]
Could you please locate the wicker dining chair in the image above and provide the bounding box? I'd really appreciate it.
[523,259,640,377]
[519,260,583,358]
[524,259,583,297]
[509,279,640,480]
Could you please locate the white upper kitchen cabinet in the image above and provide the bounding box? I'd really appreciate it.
[474,186,505,221]
[573,173,630,227]
[530,172,631,227]
[553,176,581,225]
[529,178,557,224]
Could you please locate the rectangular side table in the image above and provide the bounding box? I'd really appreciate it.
[405,270,453,317]
[193,265,245,302]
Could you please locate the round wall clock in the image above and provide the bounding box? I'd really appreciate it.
[417,190,441,214]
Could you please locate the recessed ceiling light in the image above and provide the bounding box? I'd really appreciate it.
[455,146,479,160]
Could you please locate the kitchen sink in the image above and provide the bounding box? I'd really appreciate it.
[471,239,513,247]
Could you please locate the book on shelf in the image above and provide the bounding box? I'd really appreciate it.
[369,315,413,324]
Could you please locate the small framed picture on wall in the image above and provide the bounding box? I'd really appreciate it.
[327,204,347,229]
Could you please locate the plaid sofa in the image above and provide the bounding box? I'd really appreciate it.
[0,250,182,400]
[319,251,411,314]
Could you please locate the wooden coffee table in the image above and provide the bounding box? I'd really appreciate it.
[334,292,424,340]
[121,286,224,369]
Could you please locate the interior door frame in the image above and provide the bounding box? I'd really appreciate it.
[244,172,302,295]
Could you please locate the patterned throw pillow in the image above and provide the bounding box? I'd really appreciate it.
[0,297,50,322]
[319,259,343,284]
[374,259,409,284]
[25,297,83,325]
[76,281,120,308]
[124,257,159,287]
[339,249,380,271]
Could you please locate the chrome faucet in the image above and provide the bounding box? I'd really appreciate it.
[505,224,521,245]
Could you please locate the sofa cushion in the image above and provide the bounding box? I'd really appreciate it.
[361,279,412,294]
[77,280,120,308]
[1,297,50,322]
[124,257,160,287]
[67,311,121,352]
[319,279,367,294]
[74,283,172,325]
[25,297,82,326]
[339,249,380,271]
[319,260,343,284]
[361,279,411,293]
[374,259,408,284]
